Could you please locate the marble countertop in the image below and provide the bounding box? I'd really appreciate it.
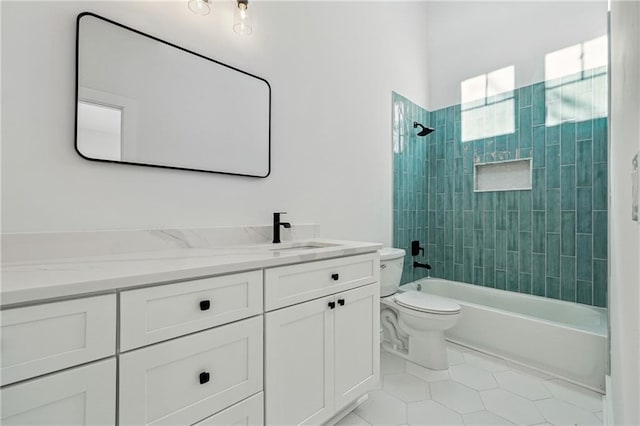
[0,239,382,307]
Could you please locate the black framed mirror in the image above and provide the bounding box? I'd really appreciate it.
[75,13,271,178]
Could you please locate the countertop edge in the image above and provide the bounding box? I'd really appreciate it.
[1,243,382,308]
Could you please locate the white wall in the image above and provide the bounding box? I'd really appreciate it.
[609,1,640,424]
[425,1,608,110]
[1,1,430,245]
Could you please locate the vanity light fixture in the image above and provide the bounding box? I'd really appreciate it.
[188,0,211,16]
[188,0,253,36]
[233,0,252,36]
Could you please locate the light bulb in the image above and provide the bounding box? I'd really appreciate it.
[188,0,210,16]
[233,1,252,36]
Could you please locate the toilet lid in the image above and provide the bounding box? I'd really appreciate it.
[395,291,461,315]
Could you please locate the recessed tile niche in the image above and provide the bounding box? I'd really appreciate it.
[475,159,532,192]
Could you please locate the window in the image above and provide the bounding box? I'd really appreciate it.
[460,66,516,142]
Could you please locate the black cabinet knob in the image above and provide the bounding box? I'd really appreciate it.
[200,300,211,311]
[328,301,336,309]
[199,371,210,384]
[338,299,345,306]
[331,273,339,281]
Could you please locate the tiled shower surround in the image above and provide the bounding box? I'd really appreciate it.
[392,68,608,307]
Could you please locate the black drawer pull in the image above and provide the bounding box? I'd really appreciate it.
[338,299,345,306]
[328,301,336,309]
[200,300,211,311]
[199,371,210,384]
[331,273,339,281]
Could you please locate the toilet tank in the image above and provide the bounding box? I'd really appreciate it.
[379,248,406,297]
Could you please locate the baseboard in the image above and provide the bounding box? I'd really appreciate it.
[325,393,369,426]
[602,375,614,425]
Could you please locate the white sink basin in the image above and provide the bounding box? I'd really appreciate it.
[269,242,342,252]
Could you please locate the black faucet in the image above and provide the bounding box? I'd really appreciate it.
[273,212,291,244]
[413,261,431,269]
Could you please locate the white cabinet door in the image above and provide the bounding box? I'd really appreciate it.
[1,358,116,426]
[265,296,335,426]
[333,284,380,410]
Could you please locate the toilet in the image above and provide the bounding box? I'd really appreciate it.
[379,248,461,370]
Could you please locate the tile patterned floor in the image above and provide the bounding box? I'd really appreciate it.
[337,343,603,426]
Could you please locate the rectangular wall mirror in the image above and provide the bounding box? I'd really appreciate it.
[76,13,271,178]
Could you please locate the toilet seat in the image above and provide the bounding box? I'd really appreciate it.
[394,291,461,315]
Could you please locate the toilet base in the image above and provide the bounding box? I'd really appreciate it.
[407,330,449,370]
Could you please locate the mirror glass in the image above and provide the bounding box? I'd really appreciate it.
[76,13,270,177]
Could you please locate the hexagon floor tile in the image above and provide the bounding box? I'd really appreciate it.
[480,388,545,425]
[494,370,552,400]
[406,361,450,383]
[374,348,604,426]
[449,363,498,391]
[335,412,371,425]
[536,398,601,425]
[462,410,515,425]
[407,400,463,425]
[383,373,430,402]
[354,390,407,425]
[430,380,485,414]
[543,379,603,412]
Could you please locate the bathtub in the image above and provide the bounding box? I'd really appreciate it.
[402,278,608,392]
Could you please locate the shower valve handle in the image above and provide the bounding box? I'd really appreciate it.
[411,240,425,257]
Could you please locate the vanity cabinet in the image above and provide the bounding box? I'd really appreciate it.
[1,245,380,426]
[265,283,380,425]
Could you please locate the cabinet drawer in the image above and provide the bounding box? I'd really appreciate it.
[1,358,116,426]
[120,270,262,351]
[194,392,263,426]
[264,253,379,311]
[1,294,116,386]
[119,316,263,426]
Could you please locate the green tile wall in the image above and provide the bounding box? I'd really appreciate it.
[392,67,608,307]
[392,92,430,284]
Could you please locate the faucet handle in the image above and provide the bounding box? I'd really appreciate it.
[411,240,425,257]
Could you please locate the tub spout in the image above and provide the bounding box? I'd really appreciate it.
[413,261,431,269]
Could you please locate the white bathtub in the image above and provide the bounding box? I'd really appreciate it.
[403,278,608,392]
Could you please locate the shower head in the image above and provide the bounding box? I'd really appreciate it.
[413,121,435,137]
